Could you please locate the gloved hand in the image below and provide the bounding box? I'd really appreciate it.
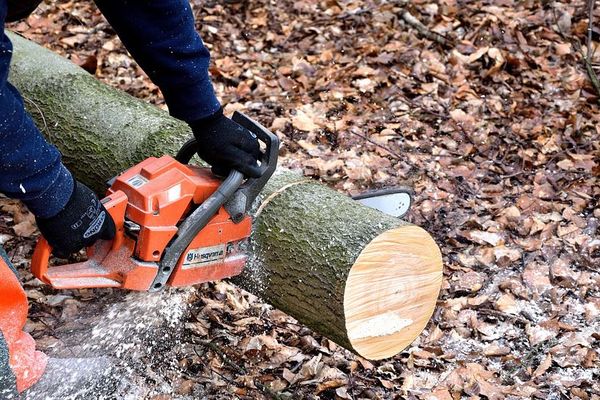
[36,181,116,258]
[189,108,261,178]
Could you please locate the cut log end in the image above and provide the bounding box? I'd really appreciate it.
[344,225,443,360]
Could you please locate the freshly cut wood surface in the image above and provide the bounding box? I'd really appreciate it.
[8,32,444,360]
[344,225,443,360]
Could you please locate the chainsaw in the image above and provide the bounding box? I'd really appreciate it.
[31,112,279,292]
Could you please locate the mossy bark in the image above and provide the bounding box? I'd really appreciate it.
[7,32,191,193]
[8,32,439,358]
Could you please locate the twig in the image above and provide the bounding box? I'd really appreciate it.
[584,0,600,101]
[346,129,403,160]
[193,345,236,383]
[400,10,452,47]
[195,339,247,374]
[580,54,600,101]
[553,3,600,102]
[587,0,595,60]
[326,1,450,48]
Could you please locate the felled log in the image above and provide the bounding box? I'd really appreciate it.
[8,31,443,360]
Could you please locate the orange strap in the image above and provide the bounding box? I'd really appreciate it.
[0,254,47,392]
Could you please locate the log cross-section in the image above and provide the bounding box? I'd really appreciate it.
[345,226,442,359]
[234,174,443,359]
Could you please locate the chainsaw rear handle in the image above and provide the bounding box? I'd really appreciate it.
[31,191,128,287]
[176,111,279,222]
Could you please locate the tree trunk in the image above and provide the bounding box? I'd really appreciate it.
[8,31,443,360]
[7,32,190,193]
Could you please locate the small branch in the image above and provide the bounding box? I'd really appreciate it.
[579,0,600,103]
[193,345,237,383]
[554,3,600,102]
[582,0,600,102]
[194,339,247,374]
[347,129,403,160]
[400,10,452,47]
[587,0,595,60]
[582,54,600,100]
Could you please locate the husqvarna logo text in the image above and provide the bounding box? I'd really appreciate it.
[182,244,226,269]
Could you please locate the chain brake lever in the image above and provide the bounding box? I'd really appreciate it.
[224,111,279,222]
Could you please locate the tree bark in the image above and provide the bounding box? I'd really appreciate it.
[8,31,443,360]
[7,32,190,193]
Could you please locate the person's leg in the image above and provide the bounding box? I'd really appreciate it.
[0,245,47,395]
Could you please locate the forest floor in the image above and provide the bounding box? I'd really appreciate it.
[2,0,599,399]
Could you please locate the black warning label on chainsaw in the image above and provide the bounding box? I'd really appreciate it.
[182,244,226,269]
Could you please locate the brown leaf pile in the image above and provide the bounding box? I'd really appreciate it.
[4,0,599,399]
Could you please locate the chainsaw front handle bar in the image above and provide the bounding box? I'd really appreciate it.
[176,111,280,222]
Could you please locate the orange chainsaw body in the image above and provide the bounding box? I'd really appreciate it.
[31,156,252,291]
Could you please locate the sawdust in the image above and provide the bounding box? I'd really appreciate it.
[23,288,194,399]
[347,312,414,341]
[90,288,191,355]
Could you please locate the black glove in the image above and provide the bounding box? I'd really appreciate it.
[189,108,261,178]
[36,181,116,258]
